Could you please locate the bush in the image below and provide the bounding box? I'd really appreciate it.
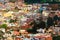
[9,19,14,23]
[0,24,7,29]
[9,19,17,23]
[53,36,60,40]
[27,28,32,32]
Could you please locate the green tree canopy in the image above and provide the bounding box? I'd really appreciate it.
[9,0,16,3]
[0,24,7,29]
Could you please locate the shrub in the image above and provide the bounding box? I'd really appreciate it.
[0,24,7,29]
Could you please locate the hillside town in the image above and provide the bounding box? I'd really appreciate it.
[0,0,60,40]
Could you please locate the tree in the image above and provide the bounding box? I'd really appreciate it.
[24,0,47,4]
[9,0,16,3]
[0,24,7,29]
